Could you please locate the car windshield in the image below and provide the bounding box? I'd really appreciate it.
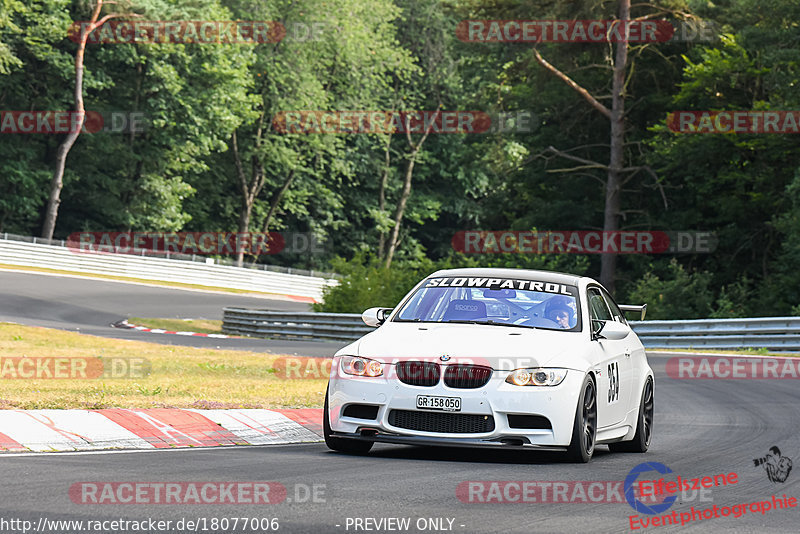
[394,277,581,331]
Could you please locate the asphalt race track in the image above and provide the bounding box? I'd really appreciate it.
[1,352,798,533]
[1,269,798,532]
[0,269,347,356]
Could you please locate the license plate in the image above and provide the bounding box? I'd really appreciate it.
[416,395,461,412]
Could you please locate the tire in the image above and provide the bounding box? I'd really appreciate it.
[609,376,653,453]
[566,375,597,463]
[323,386,373,455]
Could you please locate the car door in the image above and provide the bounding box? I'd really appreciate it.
[587,287,630,427]
[600,288,639,416]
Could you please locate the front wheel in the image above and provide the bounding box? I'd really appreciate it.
[566,375,597,463]
[609,377,654,453]
[323,386,373,455]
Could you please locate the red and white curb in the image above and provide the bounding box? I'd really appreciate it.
[0,408,322,453]
[113,319,232,339]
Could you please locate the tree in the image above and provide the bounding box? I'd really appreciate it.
[222,0,416,266]
[381,0,460,267]
[52,0,256,236]
[529,0,651,293]
[41,0,126,240]
[0,0,26,74]
[0,0,73,233]
[646,0,800,315]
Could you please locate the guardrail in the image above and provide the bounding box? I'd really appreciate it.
[0,234,337,302]
[223,309,368,340]
[222,309,800,350]
[628,317,800,351]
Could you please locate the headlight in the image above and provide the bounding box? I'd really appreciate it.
[340,356,384,377]
[506,368,567,386]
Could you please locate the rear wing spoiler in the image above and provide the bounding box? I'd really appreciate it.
[619,304,647,321]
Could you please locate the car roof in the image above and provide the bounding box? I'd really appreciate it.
[427,267,589,287]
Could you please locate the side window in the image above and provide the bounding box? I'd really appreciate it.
[587,288,612,321]
[601,289,628,325]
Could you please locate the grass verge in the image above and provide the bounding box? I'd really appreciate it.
[128,317,223,335]
[0,323,327,410]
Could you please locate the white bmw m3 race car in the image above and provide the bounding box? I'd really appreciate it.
[324,268,653,462]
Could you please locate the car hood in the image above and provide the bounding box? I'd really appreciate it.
[342,322,590,371]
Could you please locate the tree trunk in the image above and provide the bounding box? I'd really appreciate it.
[531,0,636,293]
[41,2,109,240]
[241,170,296,268]
[600,0,631,294]
[232,113,270,266]
[384,148,419,268]
[260,170,295,235]
[236,194,252,266]
[41,2,123,240]
[383,108,441,268]
[377,134,392,259]
[231,129,258,267]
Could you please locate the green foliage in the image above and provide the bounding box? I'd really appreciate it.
[3,0,800,321]
[710,279,752,319]
[0,0,25,74]
[0,0,73,231]
[626,260,714,320]
[314,249,590,314]
[313,254,434,313]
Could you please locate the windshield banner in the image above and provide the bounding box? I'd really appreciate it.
[425,277,576,296]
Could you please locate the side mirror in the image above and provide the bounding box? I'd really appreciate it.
[619,303,647,321]
[362,307,393,327]
[593,320,631,341]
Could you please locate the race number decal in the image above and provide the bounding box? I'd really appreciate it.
[608,362,620,404]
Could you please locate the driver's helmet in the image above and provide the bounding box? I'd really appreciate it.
[545,296,575,327]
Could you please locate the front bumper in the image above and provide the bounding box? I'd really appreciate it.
[328,362,585,447]
[331,431,568,451]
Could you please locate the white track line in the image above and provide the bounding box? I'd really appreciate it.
[648,350,800,359]
[0,266,311,302]
[0,442,322,458]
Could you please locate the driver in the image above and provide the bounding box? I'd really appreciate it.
[554,309,571,329]
[545,295,575,328]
